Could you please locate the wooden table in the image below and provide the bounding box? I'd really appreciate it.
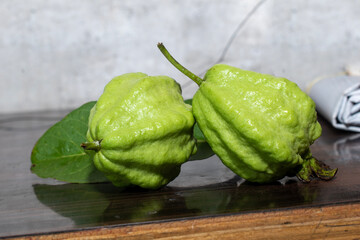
[0,111,359,239]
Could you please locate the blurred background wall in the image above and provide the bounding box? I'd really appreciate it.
[1,0,360,114]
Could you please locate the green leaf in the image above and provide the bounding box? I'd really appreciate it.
[184,98,193,105]
[31,101,108,183]
[193,122,206,141]
[189,141,214,161]
[185,98,214,160]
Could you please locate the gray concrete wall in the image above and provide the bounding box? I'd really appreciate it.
[2,0,360,113]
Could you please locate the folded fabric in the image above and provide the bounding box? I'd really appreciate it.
[308,75,360,132]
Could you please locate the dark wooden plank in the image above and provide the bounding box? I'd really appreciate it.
[0,112,359,239]
[8,203,360,240]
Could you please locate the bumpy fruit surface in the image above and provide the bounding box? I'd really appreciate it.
[192,64,321,182]
[158,43,337,183]
[83,73,197,189]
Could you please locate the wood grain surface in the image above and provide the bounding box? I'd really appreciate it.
[0,112,359,239]
[9,202,360,240]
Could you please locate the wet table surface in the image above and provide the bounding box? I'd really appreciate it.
[0,110,360,239]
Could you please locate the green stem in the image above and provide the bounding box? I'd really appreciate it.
[81,141,101,152]
[157,43,204,86]
[296,157,337,183]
